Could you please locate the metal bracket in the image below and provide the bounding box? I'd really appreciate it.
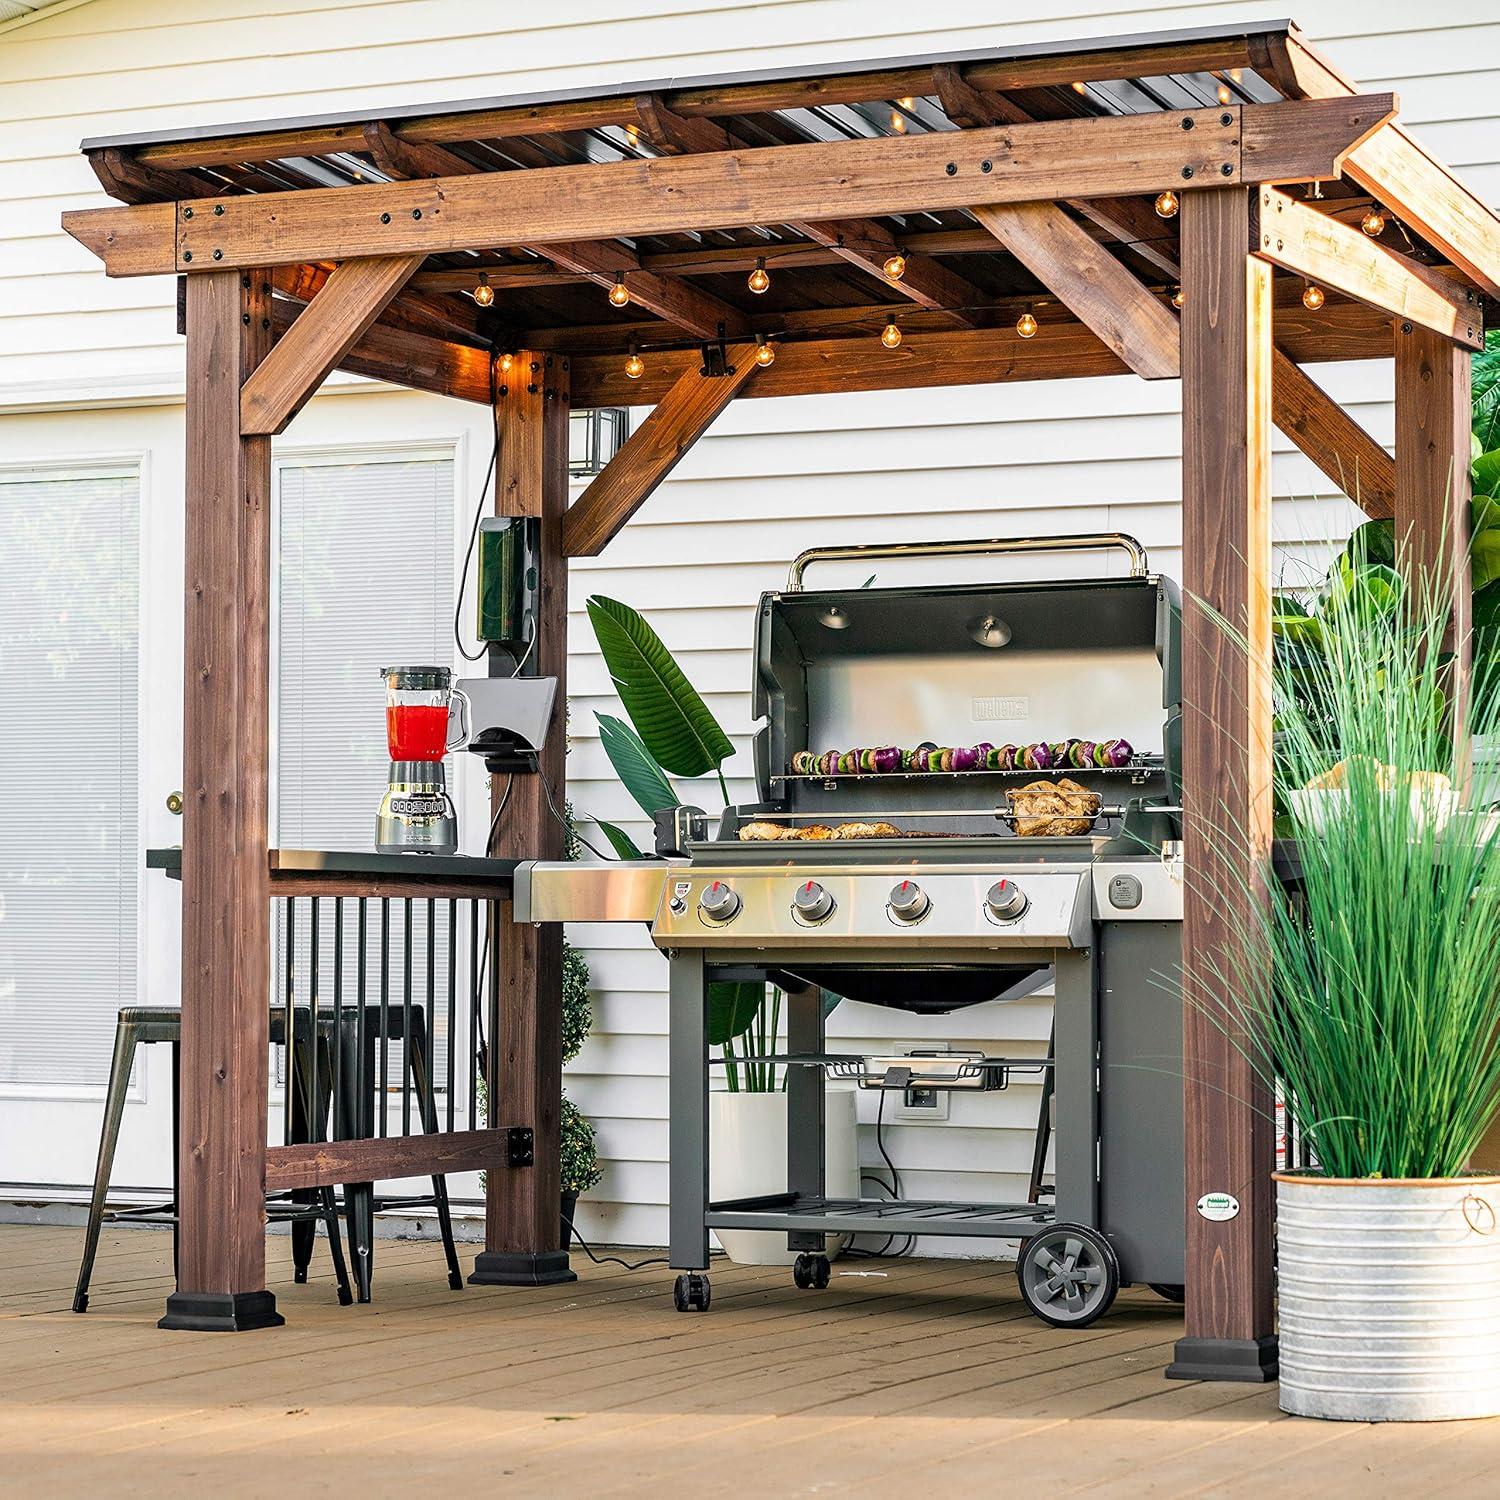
[700,334,731,377]
[505,1126,534,1168]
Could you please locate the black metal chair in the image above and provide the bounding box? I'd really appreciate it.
[72,1005,354,1313]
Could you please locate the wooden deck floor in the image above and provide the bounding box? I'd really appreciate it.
[2,1223,1497,1496]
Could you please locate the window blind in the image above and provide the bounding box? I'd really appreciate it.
[0,467,139,1088]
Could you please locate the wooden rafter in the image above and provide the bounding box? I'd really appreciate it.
[563,356,761,556]
[629,92,986,328]
[242,254,424,434]
[1270,349,1395,518]
[362,119,747,341]
[67,98,1396,278]
[1264,26,1500,298]
[1254,188,1482,350]
[971,202,1181,379]
[87,147,218,205]
[931,64,1180,280]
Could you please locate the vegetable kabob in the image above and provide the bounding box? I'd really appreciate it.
[789,737,1134,775]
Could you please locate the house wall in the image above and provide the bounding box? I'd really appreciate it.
[2,0,1495,1246]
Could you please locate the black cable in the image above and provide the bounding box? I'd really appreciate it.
[564,1210,668,1271]
[537,760,611,860]
[485,774,514,855]
[454,355,500,663]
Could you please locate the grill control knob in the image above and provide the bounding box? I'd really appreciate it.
[888,879,930,922]
[699,880,741,922]
[793,879,836,923]
[985,878,1029,922]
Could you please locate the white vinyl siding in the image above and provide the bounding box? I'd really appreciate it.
[0,0,1495,1241]
[0,463,138,1090]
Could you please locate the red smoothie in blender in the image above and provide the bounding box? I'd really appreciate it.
[386,703,451,761]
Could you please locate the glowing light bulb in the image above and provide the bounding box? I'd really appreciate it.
[1171,287,1186,310]
[880,319,902,350]
[1361,209,1387,238]
[608,278,630,308]
[1217,84,1232,104]
[624,348,644,380]
[1015,310,1038,339]
[1071,81,1087,94]
[473,276,494,308]
[1302,283,1325,311]
[889,112,907,133]
[897,97,915,109]
[499,351,514,373]
[1155,189,1179,219]
[754,338,776,367]
[883,252,906,280]
[747,258,771,294]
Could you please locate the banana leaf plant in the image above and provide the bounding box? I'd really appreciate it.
[584,593,789,1089]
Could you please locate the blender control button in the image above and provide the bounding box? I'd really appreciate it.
[793,880,836,923]
[985,879,1029,921]
[888,880,930,921]
[699,881,741,921]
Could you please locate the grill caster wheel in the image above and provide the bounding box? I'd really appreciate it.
[1149,1283,1185,1303]
[673,1273,711,1312]
[793,1253,831,1290]
[1017,1223,1119,1328]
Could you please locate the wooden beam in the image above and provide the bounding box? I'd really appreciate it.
[1271,348,1395,519]
[630,91,986,327]
[1254,188,1482,350]
[65,99,1396,278]
[564,355,760,556]
[1269,28,1500,298]
[241,254,424,434]
[971,201,1181,379]
[471,350,575,1288]
[931,64,1180,280]
[1396,323,1473,748]
[1168,186,1277,1385]
[267,1130,504,1193]
[87,146,218,205]
[162,270,279,1332]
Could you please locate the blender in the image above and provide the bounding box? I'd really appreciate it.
[375,666,466,854]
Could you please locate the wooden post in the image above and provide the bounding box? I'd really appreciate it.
[470,351,577,1286]
[160,271,281,1332]
[1166,188,1278,1383]
[1395,323,1473,755]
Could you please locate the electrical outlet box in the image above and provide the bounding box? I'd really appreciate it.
[894,1083,950,1123]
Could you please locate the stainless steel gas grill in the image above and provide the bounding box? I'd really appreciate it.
[519,534,1188,1327]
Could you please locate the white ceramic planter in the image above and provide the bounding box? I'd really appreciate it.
[709,1088,858,1266]
[1276,1172,1500,1421]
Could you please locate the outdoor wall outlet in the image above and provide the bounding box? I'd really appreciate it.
[894,1082,950,1123]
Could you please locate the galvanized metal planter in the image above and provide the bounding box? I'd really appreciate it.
[1276,1172,1500,1421]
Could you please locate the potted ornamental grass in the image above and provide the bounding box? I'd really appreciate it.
[585,595,857,1265]
[1216,557,1500,1422]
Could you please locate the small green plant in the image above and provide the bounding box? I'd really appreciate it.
[560,1095,603,1194]
[1212,574,1500,1180]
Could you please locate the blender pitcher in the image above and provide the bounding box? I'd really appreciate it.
[375,666,467,854]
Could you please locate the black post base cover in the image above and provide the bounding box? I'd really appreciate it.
[469,1249,576,1287]
[158,1289,285,1333]
[1166,1334,1279,1383]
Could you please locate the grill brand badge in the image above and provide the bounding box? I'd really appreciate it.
[1196,1191,1240,1222]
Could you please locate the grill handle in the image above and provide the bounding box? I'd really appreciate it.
[785,532,1149,591]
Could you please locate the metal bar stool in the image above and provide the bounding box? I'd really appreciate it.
[72,1005,354,1313]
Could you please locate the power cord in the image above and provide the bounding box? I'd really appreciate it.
[564,1209,668,1271]
[454,355,501,664]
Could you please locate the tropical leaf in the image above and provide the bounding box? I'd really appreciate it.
[587,595,734,778]
[707,981,764,1046]
[1343,517,1396,570]
[595,711,677,818]
[1473,329,1500,451]
[1473,450,1500,501]
[593,817,646,860]
[1273,612,1326,651]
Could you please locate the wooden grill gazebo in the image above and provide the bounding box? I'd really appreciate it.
[63,19,1497,1380]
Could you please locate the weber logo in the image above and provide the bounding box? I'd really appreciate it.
[972,695,1029,722]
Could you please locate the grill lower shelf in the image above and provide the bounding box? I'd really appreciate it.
[705,1192,1053,1239]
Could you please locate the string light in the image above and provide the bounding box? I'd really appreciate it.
[608,276,630,308]
[1015,309,1038,339]
[499,351,514,373]
[624,343,644,380]
[889,112,908,134]
[1361,209,1387,238]
[1217,83,1233,104]
[883,252,907,281]
[1302,282,1325,311]
[473,273,494,308]
[880,318,903,350]
[1154,189,1179,219]
[754,335,776,367]
[1171,287,1186,310]
[748,257,771,294]
[1071,81,1087,94]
